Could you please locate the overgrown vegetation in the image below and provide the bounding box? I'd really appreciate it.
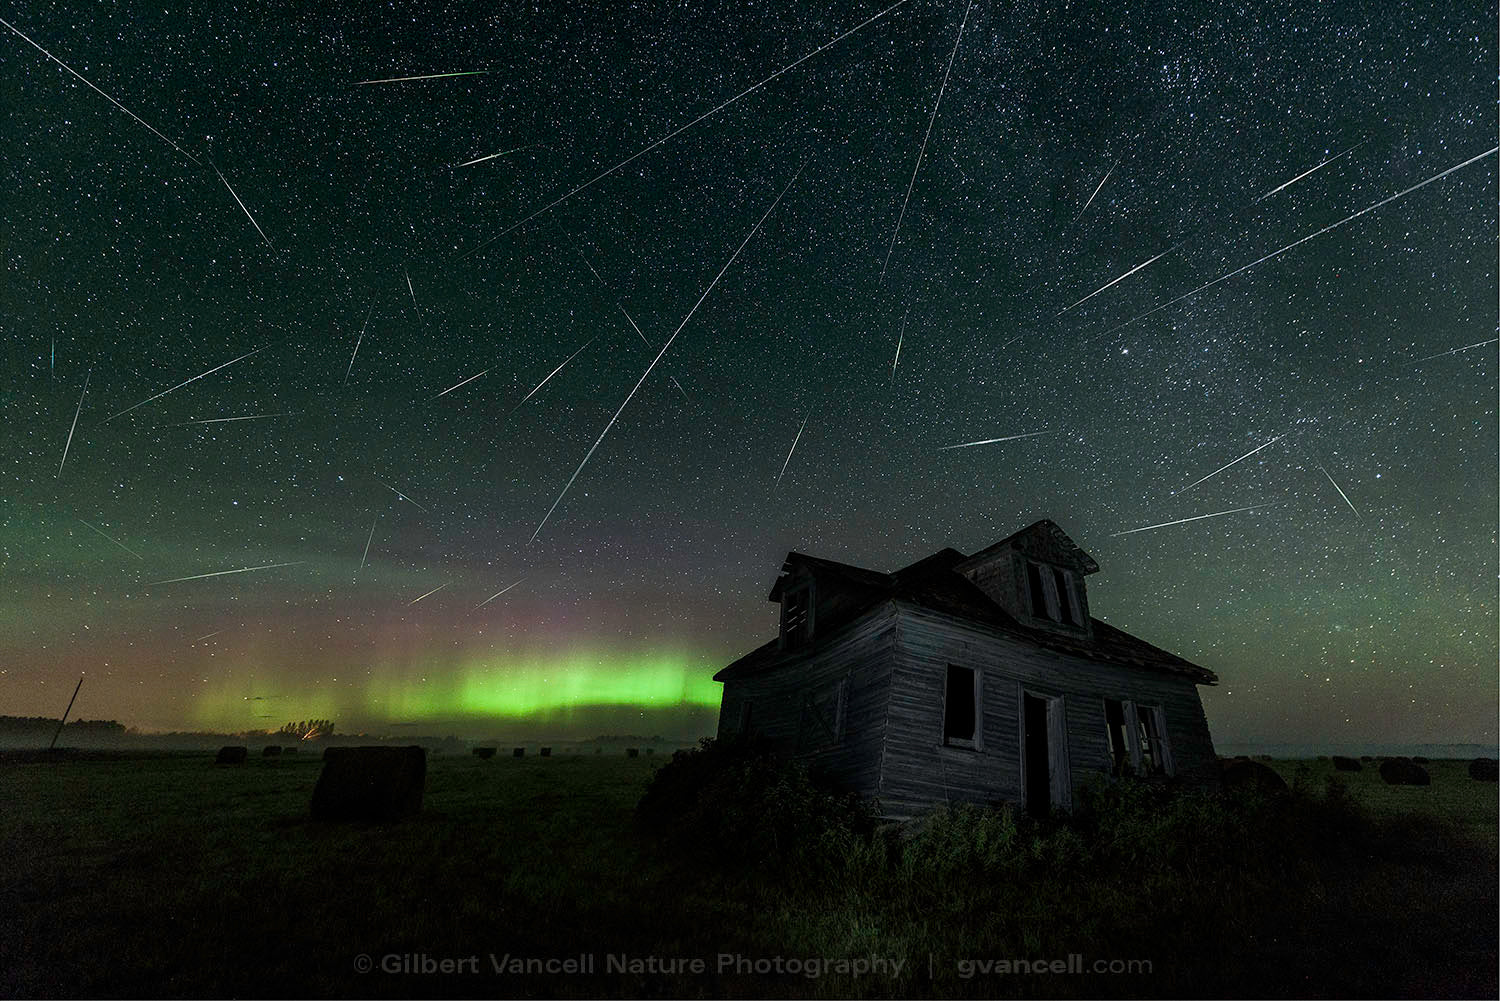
[639,736,874,872]
[0,750,1493,998]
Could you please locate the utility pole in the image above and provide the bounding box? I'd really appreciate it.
[48,676,84,750]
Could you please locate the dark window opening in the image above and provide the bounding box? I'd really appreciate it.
[1026,562,1048,619]
[1136,705,1163,775]
[1104,698,1130,774]
[1052,567,1075,625]
[944,665,976,744]
[781,580,812,647]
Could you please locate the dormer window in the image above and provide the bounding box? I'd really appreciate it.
[779,577,814,648]
[1026,560,1082,628]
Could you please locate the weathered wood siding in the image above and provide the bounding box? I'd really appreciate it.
[717,603,898,799]
[879,602,1218,818]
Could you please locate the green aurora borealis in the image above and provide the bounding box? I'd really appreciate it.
[2,1,1494,746]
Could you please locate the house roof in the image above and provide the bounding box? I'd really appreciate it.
[716,534,1216,685]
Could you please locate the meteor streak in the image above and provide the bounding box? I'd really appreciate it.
[1415,337,1498,362]
[891,311,906,383]
[476,577,525,609]
[77,519,143,560]
[937,430,1053,450]
[178,412,293,425]
[461,0,905,256]
[531,164,802,541]
[345,307,372,385]
[106,347,265,421]
[1058,247,1173,314]
[356,70,490,85]
[358,515,378,571]
[405,268,419,318]
[455,144,535,168]
[374,477,430,513]
[406,582,449,606]
[435,369,488,397]
[1079,159,1117,216]
[190,630,223,644]
[58,368,90,476]
[509,338,597,414]
[881,0,973,279]
[1095,146,1499,341]
[1110,503,1279,537]
[1178,434,1286,493]
[212,163,272,248]
[0,16,200,165]
[1319,466,1361,520]
[775,411,811,488]
[1253,140,1367,203]
[147,561,304,586]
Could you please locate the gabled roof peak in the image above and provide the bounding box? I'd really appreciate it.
[957,519,1100,575]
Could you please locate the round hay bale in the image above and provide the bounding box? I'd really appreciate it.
[512,747,525,758]
[1468,757,1498,782]
[215,745,248,765]
[1411,755,1429,764]
[1379,758,1430,786]
[1220,758,1287,794]
[472,747,496,759]
[1359,755,1373,762]
[1332,755,1362,772]
[626,747,639,758]
[540,747,552,757]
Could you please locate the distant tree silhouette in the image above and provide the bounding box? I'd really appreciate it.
[276,719,336,741]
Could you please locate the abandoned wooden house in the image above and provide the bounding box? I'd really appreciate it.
[713,520,1219,819]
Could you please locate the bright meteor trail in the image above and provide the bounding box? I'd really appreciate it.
[1319,466,1361,520]
[345,307,372,385]
[775,411,811,488]
[0,16,200,166]
[406,582,450,606]
[455,144,535,168]
[1058,247,1174,314]
[881,0,973,279]
[147,561,305,586]
[1078,158,1117,216]
[106,347,266,422]
[938,430,1054,450]
[356,70,490,85]
[213,163,272,248]
[57,368,90,477]
[1179,434,1286,493]
[1110,503,1280,537]
[1253,140,1367,203]
[435,369,488,397]
[531,163,803,542]
[510,338,597,414]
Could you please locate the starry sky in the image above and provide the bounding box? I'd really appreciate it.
[2,0,1494,745]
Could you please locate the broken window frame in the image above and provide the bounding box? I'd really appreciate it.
[942,664,982,749]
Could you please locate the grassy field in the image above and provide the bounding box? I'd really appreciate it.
[0,751,1494,998]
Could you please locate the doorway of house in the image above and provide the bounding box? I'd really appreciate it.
[1023,692,1051,816]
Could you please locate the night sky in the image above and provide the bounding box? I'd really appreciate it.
[3,1,1494,745]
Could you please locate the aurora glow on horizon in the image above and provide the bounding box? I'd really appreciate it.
[2,1,1494,746]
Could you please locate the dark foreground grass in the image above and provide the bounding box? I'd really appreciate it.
[0,751,1494,998]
